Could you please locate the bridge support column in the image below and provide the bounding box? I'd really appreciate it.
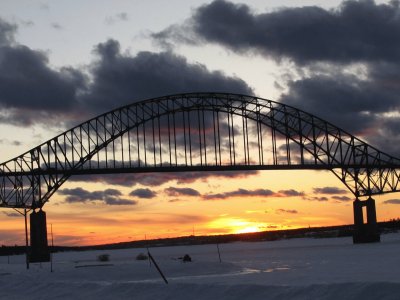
[30,209,50,262]
[353,198,380,244]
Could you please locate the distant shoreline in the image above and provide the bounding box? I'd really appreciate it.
[2,219,400,256]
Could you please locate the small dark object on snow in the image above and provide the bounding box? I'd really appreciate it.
[136,253,149,260]
[97,254,110,262]
[182,254,192,262]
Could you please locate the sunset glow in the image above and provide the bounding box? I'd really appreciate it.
[1,0,400,247]
[0,167,398,246]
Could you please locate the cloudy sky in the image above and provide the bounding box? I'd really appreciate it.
[1,0,400,245]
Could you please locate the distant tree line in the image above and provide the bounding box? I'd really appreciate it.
[1,219,400,256]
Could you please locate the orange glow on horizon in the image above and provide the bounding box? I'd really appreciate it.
[234,226,262,234]
[2,170,400,246]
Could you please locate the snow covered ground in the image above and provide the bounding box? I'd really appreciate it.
[2,233,400,299]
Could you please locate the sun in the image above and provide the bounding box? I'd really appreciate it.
[234,226,262,234]
[207,217,265,235]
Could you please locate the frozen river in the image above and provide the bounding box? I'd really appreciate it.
[2,233,400,299]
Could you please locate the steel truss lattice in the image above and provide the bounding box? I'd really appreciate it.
[1,93,400,208]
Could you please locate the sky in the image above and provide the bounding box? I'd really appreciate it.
[1,0,400,246]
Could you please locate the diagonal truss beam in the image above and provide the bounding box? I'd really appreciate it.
[1,92,400,208]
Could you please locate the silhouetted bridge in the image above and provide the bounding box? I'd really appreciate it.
[1,93,399,262]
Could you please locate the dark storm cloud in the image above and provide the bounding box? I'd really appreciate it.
[203,187,305,200]
[103,197,136,205]
[277,189,305,197]
[0,46,85,111]
[281,74,375,132]
[129,188,157,199]
[59,187,104,202]
[367,115,400,155]
[305,193,352,202]
[305,196,329,202]
[59,187,137,205]
[0,18,252,127]
[155,0,400,64]
[263,1,400,151]
[165,187,200,197]
[280,64,400,136]
[0,18,86,125]
[81,39,252,113]
[203,188,275,200]
[383,199,400,205]
[70,173,145,187]
[69,170,259,187]
[332,195,352,202]
[313,186,349,195]
[154,0,400,154]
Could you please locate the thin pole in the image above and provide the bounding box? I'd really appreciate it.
[145,234,151,268]
[173,112,177,165]
[50,223,54,273]
[136,106,140,167]
[183,110,187,165]
[158,108,162,167]
[148,252,168,284]
[188,110,192,166]
[152,113,156,165]
[142,108,147,167]
[167,110,172,165]
[213,110,217,165]
[51,223,54,248]
[217,111,221,165]
[231,112,236,164]
[198,109,203,165]
[202,109,207,165]
[24,209,29,270]
[217,243,222,263]
[227,111,232,164]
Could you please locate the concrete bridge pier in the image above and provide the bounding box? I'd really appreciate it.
[353,198,380,243]
[29,209,50,262]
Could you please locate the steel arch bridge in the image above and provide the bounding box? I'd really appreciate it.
[1,92,400,210]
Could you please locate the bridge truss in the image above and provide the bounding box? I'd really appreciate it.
[1,92,400,209]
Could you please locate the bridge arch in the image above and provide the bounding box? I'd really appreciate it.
[3,91,399,256]
[1,92,400,209]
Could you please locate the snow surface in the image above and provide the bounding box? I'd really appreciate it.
[2,233,400,299]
